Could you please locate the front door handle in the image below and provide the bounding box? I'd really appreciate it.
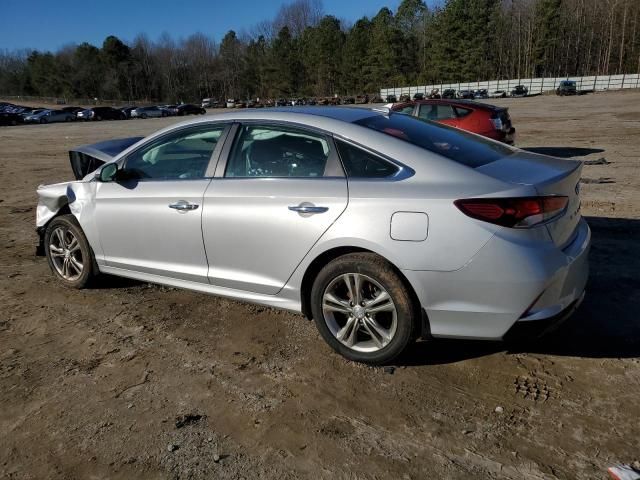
[169,201,199,212]
[288,204,329,214]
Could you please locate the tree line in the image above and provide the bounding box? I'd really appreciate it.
[1,0,639,103]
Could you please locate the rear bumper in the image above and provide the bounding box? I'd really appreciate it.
[502,290,584,341]
[402,218,591,340]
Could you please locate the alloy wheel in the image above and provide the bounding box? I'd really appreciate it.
[49,226,84,281]
[322,273,397,353]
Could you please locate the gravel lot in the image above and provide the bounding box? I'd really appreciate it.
[1,91,639,479]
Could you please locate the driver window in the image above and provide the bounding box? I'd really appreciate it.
[225,125,330,178]
[125,125,225,180]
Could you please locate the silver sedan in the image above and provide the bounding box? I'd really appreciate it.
[36,107,590,364]
[24,109,75,124]
[131,106,167,119]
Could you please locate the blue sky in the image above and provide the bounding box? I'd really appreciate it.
[1,0,409,52]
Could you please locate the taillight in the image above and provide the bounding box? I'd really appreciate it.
[454,196,568,228]
[490,117,503,130]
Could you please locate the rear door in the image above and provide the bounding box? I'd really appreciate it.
[202,122,348,294]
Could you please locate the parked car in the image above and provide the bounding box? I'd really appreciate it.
[391,99,516,144]
[119,106,136,119]
[61,106,84,115]
[385,94,398,103]
[511,85,528,97]
[428,88,441,99]
[77,107,126,121]
[0,112,24,126]
[355,95,369,104]
[36,107,590,365]
[202,98,225,108]
[19,108,46,119]
[226,99,237,108]
[474,89,488,99]
[341,97,355,105]
[24,109,75,124]
[458,90,475,99]
[130,106,167,119]
[369,95,384,103]
[413,92,425,100]
[556,80,577,96]
[176,104,206,116]
[159,105,178,116]
[442,89,456,99]
[489,90,507,98]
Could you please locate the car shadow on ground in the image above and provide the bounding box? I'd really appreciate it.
[398,216,640,366]
[522,147,605,158]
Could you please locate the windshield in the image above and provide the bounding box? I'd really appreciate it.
[354,113,513,168]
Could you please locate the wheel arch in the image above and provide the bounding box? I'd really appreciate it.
[36,203,72,256]
[299,246,428,337]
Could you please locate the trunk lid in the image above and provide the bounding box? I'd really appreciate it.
[476,151,583,247]
[69,136,143,180]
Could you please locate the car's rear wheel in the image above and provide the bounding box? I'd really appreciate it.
[311,253,418,365]
[40,118,48,124]
[44,214,96,289]
[141,113,147,119]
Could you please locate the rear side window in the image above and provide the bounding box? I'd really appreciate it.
[335,140,399,178]
[354,113,513,168]
[454,107,472,117]
[225,124,330,178]
[418,104,456,121]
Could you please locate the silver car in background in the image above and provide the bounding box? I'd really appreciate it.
[131,106,167,119]
[35,107,590,364]
[24,109,75,124]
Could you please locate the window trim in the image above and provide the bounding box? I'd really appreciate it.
[119,122,232,182]
[332,136,414,181]
[215,120,345,179]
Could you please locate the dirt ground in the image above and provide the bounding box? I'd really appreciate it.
[1,91,639,480]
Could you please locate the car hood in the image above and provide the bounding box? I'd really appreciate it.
[69,136,143,180]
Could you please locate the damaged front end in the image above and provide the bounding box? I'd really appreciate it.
[35,136,143,255]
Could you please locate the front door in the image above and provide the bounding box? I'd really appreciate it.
[202,123,348,294]
[94,124,228,283]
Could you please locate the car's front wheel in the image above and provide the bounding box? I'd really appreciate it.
[44,215,96,288]
[311,253,418,365]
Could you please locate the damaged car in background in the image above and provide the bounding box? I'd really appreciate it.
[36,107,590,364]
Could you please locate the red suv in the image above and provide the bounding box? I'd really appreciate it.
[391,99,516,144]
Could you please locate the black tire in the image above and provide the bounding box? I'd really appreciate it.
[40,118,48,124]
[44,214,97,289]
[161,111,167,117]
[141,113,147,119]
[96,115,102,121]
[310,253,418,365]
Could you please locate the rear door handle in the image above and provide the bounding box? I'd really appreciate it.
[169,201,199,212]
[288,205,329,214]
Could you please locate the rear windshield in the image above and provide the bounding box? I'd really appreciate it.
[354,113,513,168]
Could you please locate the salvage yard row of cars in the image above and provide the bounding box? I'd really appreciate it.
[0,102,207,126]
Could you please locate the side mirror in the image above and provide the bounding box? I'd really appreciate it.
[98,163,119,182]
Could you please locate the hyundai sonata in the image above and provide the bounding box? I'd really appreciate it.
[36,107,590,364]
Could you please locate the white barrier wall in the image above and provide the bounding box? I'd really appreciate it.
[380,73,640,97]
